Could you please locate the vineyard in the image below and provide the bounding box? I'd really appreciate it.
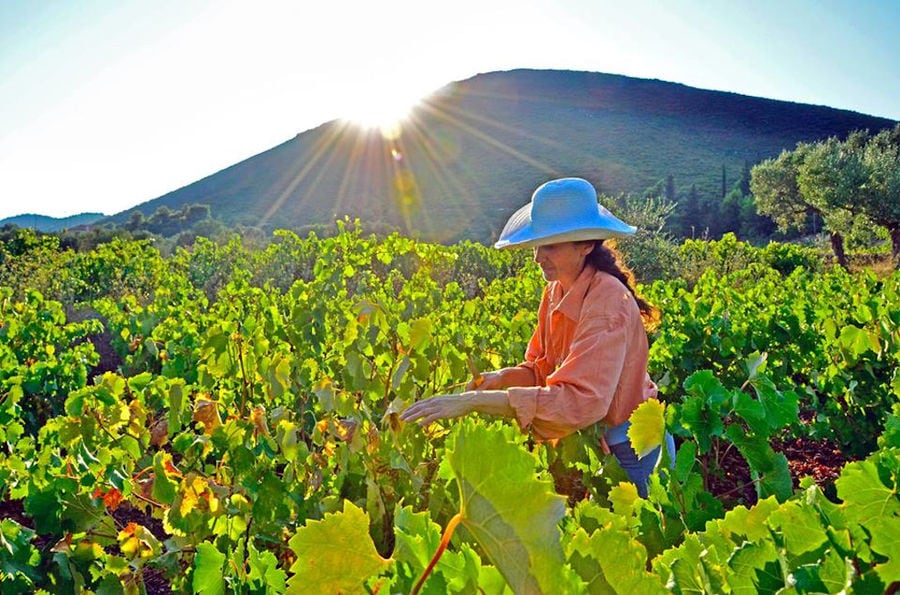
[1,225,898,593]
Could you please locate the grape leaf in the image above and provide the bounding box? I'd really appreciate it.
[767,501,828,558]
[663,534,728,594]
[793,548,854,594]
[879,402,900,449]
[408,318,432,351]
[683,370,729,408]
[446,419,569,593]
[719,497,780,542]
[748,374,799,432]
[118,522,161,561]
[726,539,781,593]
[835,457,900,525]
[724,426,792,502]
[392,505,442,569]
[566,527,666,594]
[628,398,665,458]
[246,541,287,592]
[399,520,501,595]
[192,542,226,595]
[286,500,391,592]
[744,351,768,380]
[870,514,900,585]
[756,453,793,502]
[733,391,767,434]
[267,353,292,397]
[838,325,879,358]
[0,519,41,586]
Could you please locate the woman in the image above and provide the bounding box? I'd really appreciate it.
[400,177,673,497]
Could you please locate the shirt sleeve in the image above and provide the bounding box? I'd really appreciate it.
[507,286,633,440]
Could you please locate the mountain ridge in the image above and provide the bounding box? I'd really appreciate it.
[14,70,899,242]
[0,212,106,232]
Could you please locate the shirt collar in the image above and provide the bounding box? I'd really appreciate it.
[549,265,596,322]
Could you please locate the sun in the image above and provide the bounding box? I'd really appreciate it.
[344,98,417,139]
[340,81,430,138]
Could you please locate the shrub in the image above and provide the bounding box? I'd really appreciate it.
[760,241,822,275]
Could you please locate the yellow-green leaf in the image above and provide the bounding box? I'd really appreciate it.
[286,501,390,592]
[628,398,665,458]
[566,527,666,594]
[118,522,161,561]
[408,318,432,351]
[193,542,226,595]
[446,419,570,593]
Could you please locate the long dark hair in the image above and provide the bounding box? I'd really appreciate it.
[584,240,660,329]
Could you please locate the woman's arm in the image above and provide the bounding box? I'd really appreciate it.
[467,366,537,390]
[403,289,545,428]
[399,390,514,425]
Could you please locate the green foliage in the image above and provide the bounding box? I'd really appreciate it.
[286,501,391,592]
[0,228,898,592]
[123,203,214,238]
[759,240,822,274]
[676,233,761,284]
[564,503,667,593]
[671,360,798,503]
[0,519,41,592]
[752,123,900,264]
[0,288,101,437]
[648,264,899,454]
[445,419,571,592]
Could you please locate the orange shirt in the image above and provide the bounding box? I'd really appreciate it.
[507,265,657,440]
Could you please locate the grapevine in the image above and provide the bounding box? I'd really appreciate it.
[0,227,897,593]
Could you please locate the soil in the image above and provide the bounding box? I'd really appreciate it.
[709,435,851,507]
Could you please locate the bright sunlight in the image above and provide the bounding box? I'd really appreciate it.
[340,77,433,138]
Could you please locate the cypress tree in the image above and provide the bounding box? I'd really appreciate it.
[665,175,676,203]
[721,164,727,199]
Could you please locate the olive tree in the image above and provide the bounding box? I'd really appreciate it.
[859,125,900,262]
[751,143,852,268]
[752,124,900,268]
[800,126,900,264]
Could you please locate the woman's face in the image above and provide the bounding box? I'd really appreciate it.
[533,241,594,289]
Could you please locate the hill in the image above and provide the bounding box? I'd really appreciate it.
[103,69,897,243]
[1,212,106,232]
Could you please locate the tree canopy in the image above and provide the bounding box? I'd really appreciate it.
[751,124,900,266]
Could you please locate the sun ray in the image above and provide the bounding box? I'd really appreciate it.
[417,100,561,175]
[392,99,565,241]
[259,125,347,227]
[259,79,612,242]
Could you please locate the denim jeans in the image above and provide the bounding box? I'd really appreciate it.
[608,432,676,498]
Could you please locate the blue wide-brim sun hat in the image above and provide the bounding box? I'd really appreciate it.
[494,177,636,250]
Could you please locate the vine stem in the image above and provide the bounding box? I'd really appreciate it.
[412,512,462,595]
[235,331,250,416]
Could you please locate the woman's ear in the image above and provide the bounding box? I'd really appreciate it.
[579,241,596,258]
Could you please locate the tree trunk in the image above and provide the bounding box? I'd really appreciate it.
[830,231,849,270]
[891,227,900,268]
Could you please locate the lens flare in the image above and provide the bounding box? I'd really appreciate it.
[341,78,427,138]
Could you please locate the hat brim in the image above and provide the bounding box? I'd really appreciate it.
[493,202,636,250]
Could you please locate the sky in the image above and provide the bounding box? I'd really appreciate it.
[2,0,899,221]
